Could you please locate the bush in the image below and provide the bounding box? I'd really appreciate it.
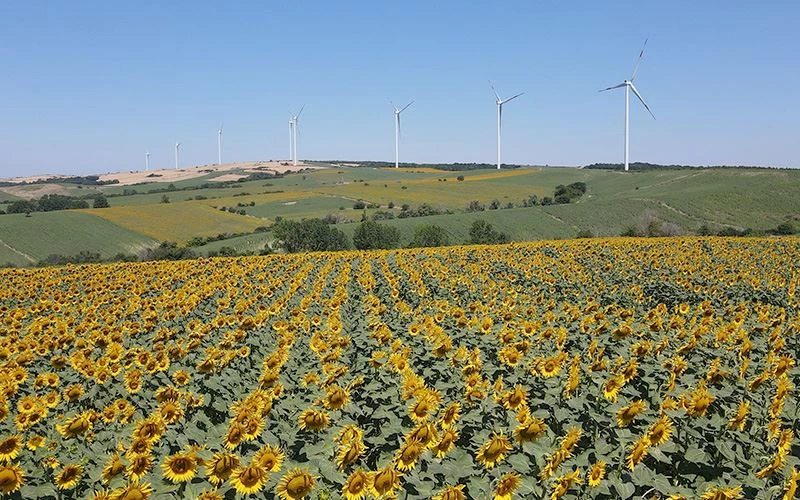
[160,195,170,204]
[466,200,485,212]
[272,218,350,252]
[410,224,450,248]
[140,242,196,261]
[468,220,509,245]
[6,200,37,214]
[576,229,594,239]
[456,175,465,181]
[775,222,795,235]
[697,224,714,236]
[93,194,110,208]
[353,220,401,250]
[353,201,366,210]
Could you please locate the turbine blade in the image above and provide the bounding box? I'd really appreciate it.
[490,80,501,101]
[630,38,649,81]
[629,83,656,120]
[504,92,524,104]
[390,100,398,112]
[297,104,305,119]
[399,100,414,113]
[598,82,626,92]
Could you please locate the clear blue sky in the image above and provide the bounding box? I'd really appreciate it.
[1,1,798,177]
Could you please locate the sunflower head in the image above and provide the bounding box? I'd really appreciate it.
[587,461,606,487]
[161,452,198,483]
[230,462,268,496]
[0,435,22,461]
[55,463,83,490]
[255,444,284,473]
[494,472,522,500]
[206,452,240,485]
[433,484,466,500]
[276,468,316,500]
[475,433,513,469]
[297,409,330,432]
[110,481,153,500]
[0,463,24,495]
[342,469,371,500]
[369,465,400,498]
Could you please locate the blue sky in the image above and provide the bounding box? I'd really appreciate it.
[1,1,798,177]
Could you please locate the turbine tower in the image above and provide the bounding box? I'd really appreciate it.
[491,82,524,170]
[290,105,304,167]
[217,123,223,165]
[599,39,656,172]
[145,151,150,171]
[391,100,414,168]
[288,115,295,163]
[175,142,181,170]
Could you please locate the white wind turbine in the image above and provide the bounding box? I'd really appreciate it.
[288,115,295,163]
[290,105,305,166]
[491,82,524,170]
[599,39,656,171]
[217,123,223,165]
[145,151,150,171]
[391,100,414,168]
[175,142,181,169]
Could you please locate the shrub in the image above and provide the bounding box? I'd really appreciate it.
[92,194,110,208]
[776,222,795,235]
[410,224,449,248]
[272,218,350,252]
[468,220,509,245]
[353,201,366,210]
[457,175,465,181]
[160,195,170,204]
[353,220,401,250]
[576,229,594,238]
[466,200,485,212]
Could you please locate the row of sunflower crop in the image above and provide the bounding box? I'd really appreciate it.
[0,237,798,499]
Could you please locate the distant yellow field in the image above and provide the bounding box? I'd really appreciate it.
[84,203,266,243]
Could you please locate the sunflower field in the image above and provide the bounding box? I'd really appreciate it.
[0,237,798,499]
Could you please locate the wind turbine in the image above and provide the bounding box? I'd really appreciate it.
[217,123,223,165]
[290,105,305,166]
[175,142,181,169]
[491,82,524,170]
[599,39,656,172]
[145,151,150,171]
[391,100,414,168]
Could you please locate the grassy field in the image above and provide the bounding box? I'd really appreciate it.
[84,203,267,244]
[0,211,157,262]
[1,166,799,263]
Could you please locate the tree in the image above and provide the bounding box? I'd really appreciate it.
[776,222,795,235]
[272,218,350,252]
[93,194,110,208]
[410,224,449,248]
[160,195,170,204]
[6,200,37,214]
[468,220,509,245]
[353,220,401,250]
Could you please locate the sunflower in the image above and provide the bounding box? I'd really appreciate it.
[369,465,400,498]
[64,384,84,401]
[647,414,673,446]
[728,400,750,431]
[109,481,153,500]
[587,460,606,487]
[102,453,126,483]
[395,439,425,472]
[125,455,152,482]
[783,468,800,500]
[335,425,364,445]
[440,402,461,429]
[342,469,371,500]
[699,485,744,500]
[172,370,190,386]
[224,423,245,449]
[476,433,513,469]
[627,436,650,470]
[297,409,330,432]
[499,385,528,410]
[539,355,564,378]
[255,444,284,473]
[55,463,83,490]
[603,375,625,402]
[551,468,583,500]
[432,429,459,459]
[683,383,715,417]
[493,472,522,500]
[276,468,316,500]
[433,484,466,500]
[161,451,199,483]
[409,395,437,422]
[406,422,438,449]
[0,436,21,461]
[205,451,239,485]
[229,462,268,495]
[514,416,547,444]
[336,440,365,470]
[90,488,111,500]
[0,463,24,495]
[616,400,646,427]
[26,435,45,451]
[196,490,224,500]
[325,385,350,410]
[158,401,184,424]
[56,413,92,439]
